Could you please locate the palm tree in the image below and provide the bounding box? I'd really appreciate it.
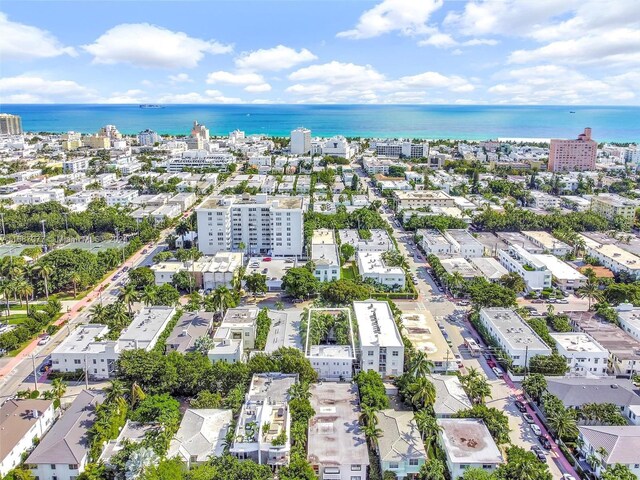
[140,285,157,306]
[288,382,311,402]
[546,407,578,442]
[110,302,130,331]
[35,264,54,299]
[69,272,81,298]
[89,304,106,323]
[231,266,246,293]
[210,286,234,318]
[410,377,436,409]
[175,221,190,242]
[0,280,13,318]
[105,379,127,403]
[359,405,379,428]
[119,283,139,315]
[362,422,383,450]
[414,410,442,456]
[50,377,67,402]
[130,382,146,408]
[16,280,34,311]
[448,272,465,297]
[576,276,603,310]
[408,351,434,378]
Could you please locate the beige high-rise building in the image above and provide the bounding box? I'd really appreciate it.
[548,127,597,172]
[0,114,23,135]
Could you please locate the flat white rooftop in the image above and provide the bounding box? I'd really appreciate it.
[533,254,586,281]
[354,300,403,348]
[522,231,571,251]
[357,251,404,275]
[438,418,503,465]
[54,324,110,355]
[550,332,607,354]
[440,257,478,278]
[480,308,551,352]
[308,344,354,359]
[117,307,175,350]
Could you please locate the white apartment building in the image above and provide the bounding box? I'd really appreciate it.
[305,308,356,381]
[578,426,640,479]
[374,140,429,159]
[479,308,552,367]
[168,150,236,172]
[338,229,393,253]
[194,252,243,291]
[217,307,258,350]
[321,135,353,159]
[418,229,484,258]
[102,189,139,207]
[438,419,503,479]
[12,188,65,205]
[497,244,552,292]
[311,229,340,282]
[580,234,640,279]
[51,308,176,379]
[0,399,55,477]
[550,332,608,376]
[290,127,311,154]
[521,231,572,256]
[354,301,404,377]
[196,194,305,257]
[356,251,406,289]
[27,391,105,480]
[529,190,561,210]
[137,129,159,146]
[362,157,403,175]
[62,158,90,174]
[617,304,640,342]
[532,254,587,292]
[208,327,243,363]
[308,383,369,480]
[230,373,297,467]
[393,190,456,211]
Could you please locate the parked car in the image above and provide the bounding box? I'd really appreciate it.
[492,366,503,377]
[557,299,569,304]
[530,445,546,462]
[514,400,527,413]
[538,435,552,450]
[38,335,51,346]
[561,475,576,480]
[458,301,470,306]
[523,413,535,424]
[532,299,544,304]
[530,424,542,436]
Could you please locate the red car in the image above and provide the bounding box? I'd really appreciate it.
[263,257,272,262]
[487,358,497,368]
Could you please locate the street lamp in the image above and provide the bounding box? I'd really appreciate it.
[0,211,5,238]
[40,220,46,247]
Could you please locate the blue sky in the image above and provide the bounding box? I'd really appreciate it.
[1,0,638,105]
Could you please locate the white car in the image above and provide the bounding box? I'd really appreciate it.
[530,424,542,436]
[492,366,504,377]
[561,475,576,480]
[37,335,51,346]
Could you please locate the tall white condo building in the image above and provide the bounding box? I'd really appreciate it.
[290,127,311,154]
[196,194,305,257]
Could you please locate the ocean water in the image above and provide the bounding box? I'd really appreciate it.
[3,104,640,142]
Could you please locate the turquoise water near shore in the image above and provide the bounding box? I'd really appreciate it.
[3,104,639,142]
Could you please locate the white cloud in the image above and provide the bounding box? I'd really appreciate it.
[289,61,386,87]
[488,65,637,104]
[157,90,243,104]
[235,45,317,71]
[104,89,147,104]
[337,0,443,39]
[206,71,265,85]
[285,84,330,96]
[397,72,475,92]
[0,75,96,103]
[0,13,76,59]
[83,23,232,68]
[168,73,193,83]
[418,33,457,49]
[244,83,272,93]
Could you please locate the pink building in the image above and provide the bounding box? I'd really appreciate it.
[548,127,597,172]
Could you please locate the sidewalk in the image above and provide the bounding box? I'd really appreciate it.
[0,243,150,378]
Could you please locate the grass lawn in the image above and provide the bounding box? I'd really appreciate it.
[341,264,357,280]
[7,314,31,325]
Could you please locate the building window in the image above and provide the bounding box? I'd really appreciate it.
[324,467,340,474]
[368,351,374,356]
[68,465,78,470]
[409,458,419,466]
[351,477,361,480]
[351,465,362,472]
[389,463,399,469]
[392,351,399,357]
[50,465,56,470]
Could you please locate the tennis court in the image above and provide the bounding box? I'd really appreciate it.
[0,244,41,257]
[59,241,127,253]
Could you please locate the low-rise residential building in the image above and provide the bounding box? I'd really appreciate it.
[356,251,405,289]
[429,375,472,418]
[354,300,404,377]
[208,327,243,363]
[168,409,233,469]
[578,426,640,478]
[218,307,258,350]
[580,235,640,279]
[165,311,214,354]
[27,391,105,480]
[418,229,484,258]
[102,189,139,207]
[168,150,236,172]
[193,252,243,291]
[616,303,640,342]
[99,421,156,467]
[305,308,356,381]
[468,257,509,282]
[374,140,429,159]
[311,229,340,282]
[338,229,393,252]
[377,410,427,479]
[497,244,552,292]
[521,231,572,256]
[550,332,609,376]
[479,308,552,367]
[362,157,403,175]
[0,399,55,477]
[168,192,197,211]
[437,419,503,479]
[401,313,457,373]
[440,257,480,281]
[532,254,587,292]
[62,158,89,174]
[393,190,456,211]
[591,194,637,225]
[51,308,176,379]
[150,261,185,286]
[230,373,297,467]
[529,190,561,210]
[307,383,369,480]
[569,311,640,377]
